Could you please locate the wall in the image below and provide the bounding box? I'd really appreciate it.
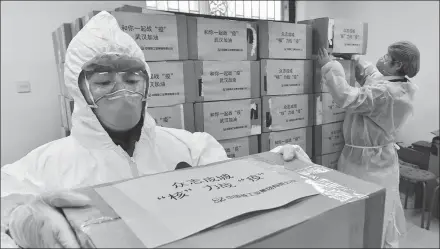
[0,1,146,166]
[296,1,439,145]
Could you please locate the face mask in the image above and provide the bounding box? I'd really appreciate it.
[94,89,144,132]
[83,71,148,131]
[376,56,394,76]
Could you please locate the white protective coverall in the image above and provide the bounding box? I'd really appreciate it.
[321,60,418,248]
[1,11,229,247]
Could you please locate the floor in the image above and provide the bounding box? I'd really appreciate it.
[399,193,439,248]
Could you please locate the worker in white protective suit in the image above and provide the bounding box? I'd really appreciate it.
[0,11,308,248]
[317,41,420,248]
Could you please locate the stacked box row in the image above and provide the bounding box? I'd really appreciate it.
[52,7,368,162]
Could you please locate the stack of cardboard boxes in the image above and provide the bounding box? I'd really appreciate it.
[52,23,74,137]
[52,7,369,165]
[189,17,261,158]
[257,21,314,157]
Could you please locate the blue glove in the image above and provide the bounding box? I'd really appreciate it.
[271,144,312,163]
[8,191,90,248]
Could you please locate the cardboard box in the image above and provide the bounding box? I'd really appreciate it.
[65,98,74,130]
[258,21,312,59]
[262,94,314,132]
[313,122,345,156]
[106,11,188,61]
[52,23,73,64]
[147,61,197,107]
[59,95,68,129]
[261,59,313,96]
[314,59,356,93]
[314,92,346,125]
[63,152,385,248]
[218,136,259,158]
[194,98,261,140]
[71,18,84,38]
[260,127,313,157]
[314,151,342,170]
[194,61,260,102]
[56,63,71,99]
[59,96,74,130]
[81,11,102,26]
[147,103,195,133]
[60,127,70,138]
[187,16,257,61]
[298,18,368,55]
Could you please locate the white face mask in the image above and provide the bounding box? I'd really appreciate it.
[83,71,148,132]
[94,89,144,131]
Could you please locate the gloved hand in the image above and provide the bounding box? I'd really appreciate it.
[317,48,333,68]
[270,144,313,163]
[7,191,90,248]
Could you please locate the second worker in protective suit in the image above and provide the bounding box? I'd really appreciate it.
[317,42,420,248]
[0,11,309,248]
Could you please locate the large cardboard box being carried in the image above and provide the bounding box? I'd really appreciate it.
[314,92,346,125]
[194,98,261,140]
[314,59,356,93]
[218,136,259,158]
[260,59,313,96]
[63,152,385,248]
[260,127,313,157]
[262,94,314,133]
[298,18,368,55]
[194,61,260,102]
[258,21,312,59]
[313,121,345,157]
[147,61,197,107]
[314,151,342,170]
[147,104,195,133]
[187,16,257,61]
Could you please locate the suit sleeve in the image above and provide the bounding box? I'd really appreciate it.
[322,60,391,116]
[189,132,230,166]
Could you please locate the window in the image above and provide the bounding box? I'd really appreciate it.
[145,0,289,21]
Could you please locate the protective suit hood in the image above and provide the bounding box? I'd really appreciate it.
[64,11,155,149]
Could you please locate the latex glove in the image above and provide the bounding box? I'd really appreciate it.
[317,48,333,68]
[270,144,313,163]
[8,191,90,248]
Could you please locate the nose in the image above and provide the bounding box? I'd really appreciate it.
[112,74,128,91]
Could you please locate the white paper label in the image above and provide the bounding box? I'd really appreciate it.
[95,159,319,248]
[268,22,308,59]
[201,61,251,101]
[197,18,247,60]
[268,95,310,131]
[265,60,308,95]
[219,137,251,158]
[148,105,185,129]
[333,20,364,54]
[114,12,180,60]
[269,128,309,155]
[203,99,253,140]
[147,62,185,107]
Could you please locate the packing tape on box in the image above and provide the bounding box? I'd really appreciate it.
[247,23,257,57]
[262,163,368,204]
